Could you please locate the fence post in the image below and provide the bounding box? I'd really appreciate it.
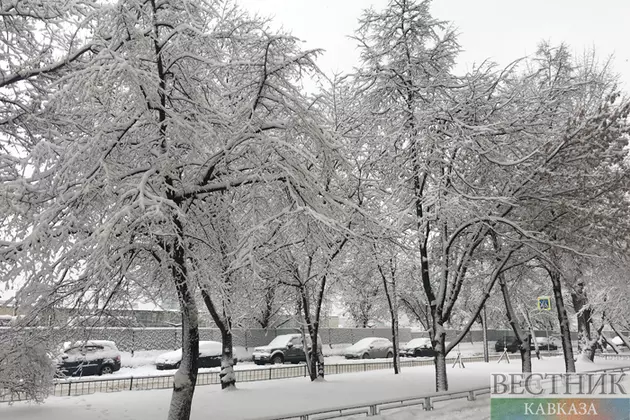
[269,367,272,381]
[67,382,71,397]
[468,390,476,401]
[129,377,134,391]
[424,396,432,410]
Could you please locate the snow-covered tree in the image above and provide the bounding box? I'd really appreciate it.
[1,0,343,417]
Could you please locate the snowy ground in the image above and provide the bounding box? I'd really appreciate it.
[3,357,629,420]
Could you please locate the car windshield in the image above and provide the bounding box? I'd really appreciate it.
[266,335,296,348]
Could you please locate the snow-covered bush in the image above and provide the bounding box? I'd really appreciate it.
[0,329,56,403]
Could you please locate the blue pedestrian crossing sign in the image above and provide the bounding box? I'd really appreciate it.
[537,296,551,311]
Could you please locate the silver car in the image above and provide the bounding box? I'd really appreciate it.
[344,337,394,359]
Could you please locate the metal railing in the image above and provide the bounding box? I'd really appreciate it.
[3,350,626,402]
[251,364,630,420]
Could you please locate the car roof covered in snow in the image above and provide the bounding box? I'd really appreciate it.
[64,340,119,350]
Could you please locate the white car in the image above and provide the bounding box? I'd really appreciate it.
[155,341,235,370]
[344,337,394,359]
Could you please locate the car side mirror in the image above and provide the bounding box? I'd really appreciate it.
[287,343,294,348]
[369,345,374,349]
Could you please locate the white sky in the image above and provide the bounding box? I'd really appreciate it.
[238,0,630,90]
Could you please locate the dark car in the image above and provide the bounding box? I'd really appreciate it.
[155,341,238,370]
[252,334,322,365]
[531,337,558,351]
[400,338,436,358]
[57,340,121,377]
[495,336,520,353]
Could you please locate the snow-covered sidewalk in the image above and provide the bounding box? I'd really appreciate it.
[2,357,629,420]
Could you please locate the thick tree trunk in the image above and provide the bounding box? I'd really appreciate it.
[549,269,576,373]
[166,209,199,420]
[433,325,448,391]
[168,287,200,420]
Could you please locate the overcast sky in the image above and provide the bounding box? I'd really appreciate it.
[238,0,630,89]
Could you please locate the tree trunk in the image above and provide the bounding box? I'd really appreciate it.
[378,259,400,374]
[570,281,591,355]
[219,329,236,389]
[482,305,489,363]
[167,212,199,420]
[549,269,576,373]
[433,325,448,391]
[168,288,199,420]
[498,272,532,372]
[200,288,236,389]
[307,329,324,381]
[519,336,533,373]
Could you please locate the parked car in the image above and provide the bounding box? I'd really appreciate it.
[531,336,558,351]
[495,336,519,353]
[252,334,322,365]
[400,338,435,358]
[155,341,237,370]
[344,337,394,360]
[56,340,121,377]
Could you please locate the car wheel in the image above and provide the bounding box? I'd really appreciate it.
[100,365,113,375]
[271,355,284,365]
[362,353,370,360]
[386,351,393,358]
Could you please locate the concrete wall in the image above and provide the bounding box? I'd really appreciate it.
[410,329,580,341]
[0,327,413,352]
